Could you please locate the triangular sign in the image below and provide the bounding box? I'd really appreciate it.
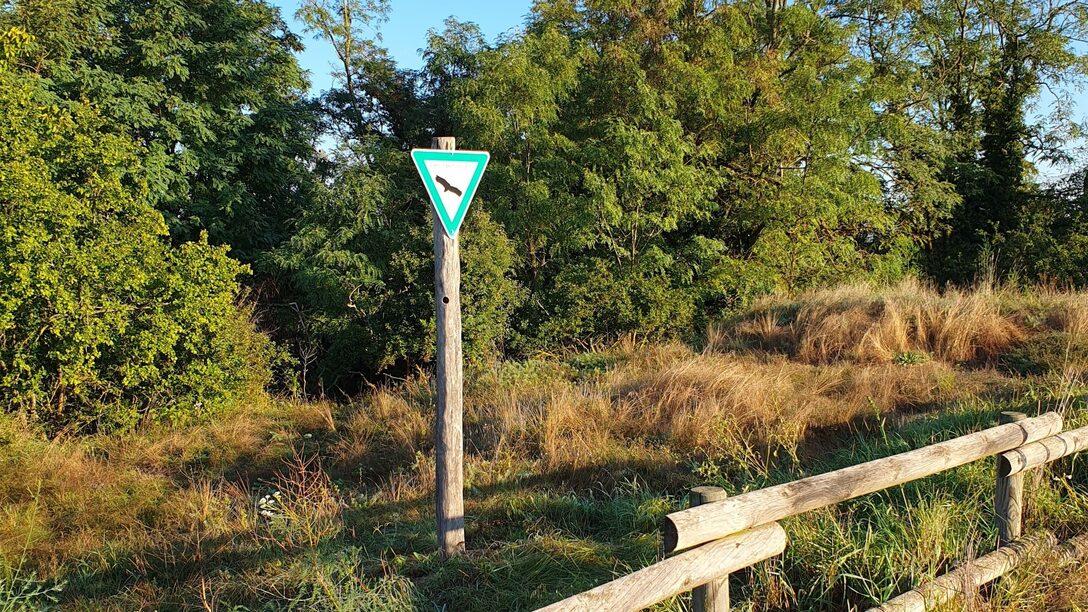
[411,149,490,237]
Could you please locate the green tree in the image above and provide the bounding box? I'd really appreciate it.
[0,0,319,262]
[835,0,1088,283]
[0,28,271,433]
[271,11,520,389]
[272,149,519,389]
[453,0,943,347]
[1003,167,1088,284]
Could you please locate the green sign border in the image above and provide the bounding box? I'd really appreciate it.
[410,149,490,237]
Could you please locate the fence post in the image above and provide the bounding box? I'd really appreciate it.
[996,411,1028,546]
[689,486,730,612]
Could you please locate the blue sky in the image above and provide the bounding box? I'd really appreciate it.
[272,0,535,96]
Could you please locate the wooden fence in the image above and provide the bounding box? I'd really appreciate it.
[536,411,1088,611]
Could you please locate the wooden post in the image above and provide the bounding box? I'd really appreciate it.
[995,411,1027,547]
[689,487,730,612]
[432,136,465,557]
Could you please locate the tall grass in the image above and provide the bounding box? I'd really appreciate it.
[711,279,1088,367]
[0,280,1086,609]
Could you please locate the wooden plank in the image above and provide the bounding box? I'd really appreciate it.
[867,534,1056,612]
[995,411,1027,546]
[689,487,730,612]
[1000,424,1088,477]
[536,523,787,612]
[432,135,465,557]
[662,413,1063,553]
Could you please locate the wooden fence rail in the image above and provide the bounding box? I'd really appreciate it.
[869,531,1088,612]
[1000,423,1088,476]
[663,412,1062,553]
[535,523,787,612]
[534,410,1088,612]
[869,534,1056,612]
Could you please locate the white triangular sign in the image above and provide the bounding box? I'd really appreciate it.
[410,149,490,237]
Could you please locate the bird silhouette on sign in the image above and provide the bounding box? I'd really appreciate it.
[434,175,463,197]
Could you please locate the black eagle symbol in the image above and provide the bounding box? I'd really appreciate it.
[434,175,463,197]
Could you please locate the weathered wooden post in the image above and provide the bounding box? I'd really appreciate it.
[431,136,464,557]
[995,411,1028,546]
[689,486,731,612]
[411,138,490,558]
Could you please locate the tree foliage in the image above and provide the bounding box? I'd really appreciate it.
[270,0,1088,388]
[835,0,1088,282]
[0,0,319,262]
[271,10,519,390]
[270,143,519,390]
[451,0,957,347]
[2,0,1088,405]
[0,28,271,432]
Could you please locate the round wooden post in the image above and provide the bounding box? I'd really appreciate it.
[689,486,730,612]
[995,411,1027,546]
[433,136,465,557]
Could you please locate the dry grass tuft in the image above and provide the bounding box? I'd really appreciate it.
[606,343,984,454]
[711,279,1036,365]
[537,388,616,472]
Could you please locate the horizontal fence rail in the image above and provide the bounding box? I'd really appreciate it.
[1000,424,1088,476]
[536,411,1084,612]
[536,523,787,612]
[662,412,1063,553]
[868,534,1056,612]
[870,531,1088,612]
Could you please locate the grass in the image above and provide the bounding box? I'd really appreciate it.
[2,279,1088,610]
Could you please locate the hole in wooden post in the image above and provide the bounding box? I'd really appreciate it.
[442,296,449,304]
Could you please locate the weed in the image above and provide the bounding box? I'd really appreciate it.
[256,453,344,551]
[894,351,931,366]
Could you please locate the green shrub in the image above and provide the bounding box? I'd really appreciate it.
[0,29,271,432]
[893,351,930,366]
[565,352,625,380]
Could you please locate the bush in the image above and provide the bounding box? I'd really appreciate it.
[0,29,271,432]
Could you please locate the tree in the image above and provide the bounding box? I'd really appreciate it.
[0,28,272,433]
[452,0,938,348]
[271,149,520,389]
[271,11,521,389]
[1002,167,1088,284]
[833,0,1088,283]
[0,0,319,263]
